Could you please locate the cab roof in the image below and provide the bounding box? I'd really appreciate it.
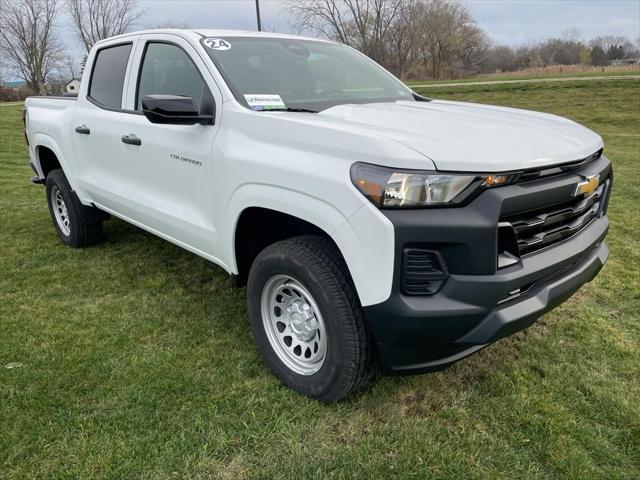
[94,28,334,47]
[195,29,333,44]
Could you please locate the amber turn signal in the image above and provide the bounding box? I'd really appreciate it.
[483,175,509,187]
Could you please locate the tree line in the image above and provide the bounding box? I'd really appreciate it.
[286,0,640,79]
[482,35,640,74]
[1,0,639,98]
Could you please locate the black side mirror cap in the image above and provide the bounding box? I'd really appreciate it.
[141,94,214,125]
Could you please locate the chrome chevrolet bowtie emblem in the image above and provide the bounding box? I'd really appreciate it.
[574,174,599,197]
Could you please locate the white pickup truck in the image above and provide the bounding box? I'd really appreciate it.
[24,29,611,401]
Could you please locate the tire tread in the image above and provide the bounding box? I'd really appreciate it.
[249,234,377,402]
[46,169,104,247]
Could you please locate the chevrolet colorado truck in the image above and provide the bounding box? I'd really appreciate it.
[24,30,612,401]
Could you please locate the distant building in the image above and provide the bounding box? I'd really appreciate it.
[611,58,638,66]
[66,78,81,94]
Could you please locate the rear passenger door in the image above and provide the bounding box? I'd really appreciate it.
[116,34,222,258]
[72,41,136,207]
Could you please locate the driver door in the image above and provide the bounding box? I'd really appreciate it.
[115,35,222,257]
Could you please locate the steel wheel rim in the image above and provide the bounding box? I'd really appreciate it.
[50,185,71,236]
[261,275,327,376]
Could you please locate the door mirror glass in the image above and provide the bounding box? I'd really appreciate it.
[141,94,213,125]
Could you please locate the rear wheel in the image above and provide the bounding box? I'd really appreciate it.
[247,235,375,402]
[45,169,104,247]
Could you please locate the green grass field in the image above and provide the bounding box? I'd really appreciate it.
[1,79,639,479]
[406,68,640,86]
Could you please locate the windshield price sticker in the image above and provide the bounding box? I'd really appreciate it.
[204,38,231,51]
[244,94,286,111]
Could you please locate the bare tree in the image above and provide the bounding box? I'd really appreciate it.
[415,0,487,79]
[0,0,64,94]
[285,0,404,64]
[286,0,354,44]
[285,0,489,79]
[54,54,80,81]
[535,38,582,66]
[562,28,580,43]
[481,45,516,73]
[0,52,7,84]
[457,24,490,75]
[66,0,142,53]
[386,0,421,79]
[589,35,631,53]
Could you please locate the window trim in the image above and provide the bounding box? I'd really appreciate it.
[134,40,214,113]
[87,41,135,112]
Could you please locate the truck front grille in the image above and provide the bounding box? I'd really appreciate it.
[502,179,609,256]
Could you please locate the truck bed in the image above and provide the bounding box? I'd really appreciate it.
[24,95,79,183]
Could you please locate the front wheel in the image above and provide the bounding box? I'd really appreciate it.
[247,235,375,402]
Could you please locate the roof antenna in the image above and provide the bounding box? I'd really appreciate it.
[255,0,263,31]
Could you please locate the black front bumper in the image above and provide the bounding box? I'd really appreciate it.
[363,156,612,374]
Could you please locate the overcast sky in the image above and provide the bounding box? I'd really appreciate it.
[130,0,640,47]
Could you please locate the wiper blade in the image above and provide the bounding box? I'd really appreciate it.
[263,107,318,113]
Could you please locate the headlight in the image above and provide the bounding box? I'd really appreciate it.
[350,162,510,208]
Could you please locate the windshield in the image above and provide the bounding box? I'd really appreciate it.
[202,36,415,112]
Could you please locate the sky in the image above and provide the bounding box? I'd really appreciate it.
[129,0,640,46]
[460,0,640,46]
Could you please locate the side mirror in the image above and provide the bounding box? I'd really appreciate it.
[141,95,214,125]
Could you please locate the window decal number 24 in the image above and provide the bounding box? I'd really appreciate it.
[203,38,231,51]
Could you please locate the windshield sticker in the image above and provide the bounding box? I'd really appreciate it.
[244,94,286,111]
[203,38,231,51]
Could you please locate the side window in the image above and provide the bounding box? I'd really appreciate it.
[89,43,133,109]
[137,43,211,111]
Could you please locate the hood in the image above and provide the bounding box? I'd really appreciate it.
[318,100,604,172]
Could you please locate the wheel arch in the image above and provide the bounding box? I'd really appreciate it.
[227,184,395,307]
[233,206,346,285]
[31,134,67,178]
[35,145,62,178]
[30,133,89,201]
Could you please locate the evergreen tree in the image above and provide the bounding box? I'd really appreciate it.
[607,44,625,60]
[591,46,610,66]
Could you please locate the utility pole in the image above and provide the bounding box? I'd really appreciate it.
[255,0,263,31]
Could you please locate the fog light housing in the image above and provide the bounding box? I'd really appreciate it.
[402,248,448,296]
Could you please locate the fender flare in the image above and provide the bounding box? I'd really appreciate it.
[227,183,350,263]
[31,133,81,192]
[226,183,395,307]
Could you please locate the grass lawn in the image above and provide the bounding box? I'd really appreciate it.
[1,80,639,479]
[406,68,640,86]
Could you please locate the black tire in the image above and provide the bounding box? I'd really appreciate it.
[247,235,376,402]
[45,169,104,247]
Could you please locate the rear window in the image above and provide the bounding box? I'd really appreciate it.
[89,43,133,109]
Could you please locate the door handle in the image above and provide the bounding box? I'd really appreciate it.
[75,125,90,135]
[121,134,141,146]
